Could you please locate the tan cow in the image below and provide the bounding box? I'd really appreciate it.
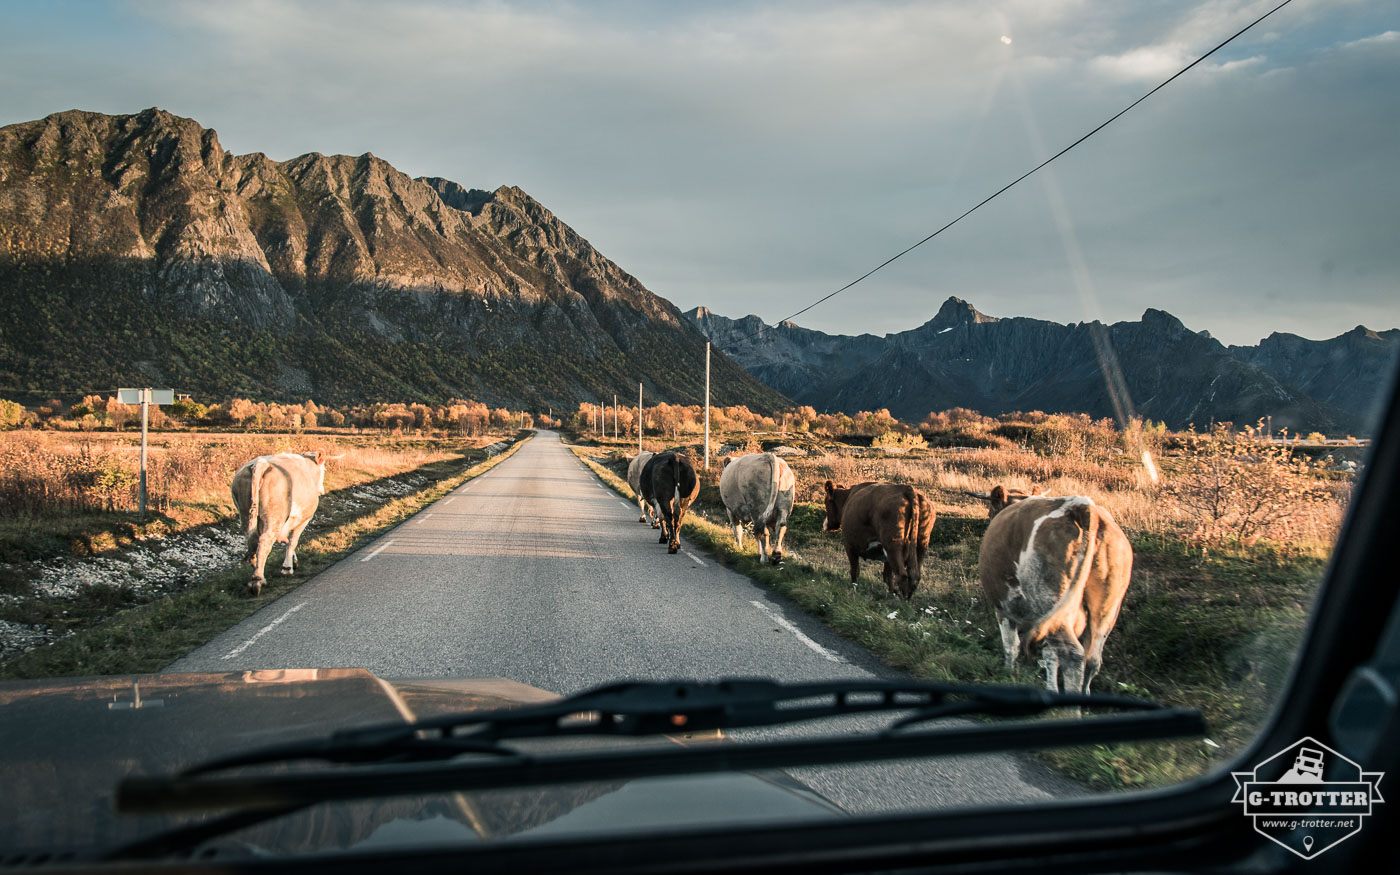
[626,451,658,527]
[961,484,1047,518]
[823,480,936,600]
[231,451,330,595]
[719,453,796,564]
[977,495,1132,696]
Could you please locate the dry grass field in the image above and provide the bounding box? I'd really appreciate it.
[574,416,1355,790]
[0,428,523,671]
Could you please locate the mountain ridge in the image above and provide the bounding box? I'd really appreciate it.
[685,299,1398,434]
[0,107,788,411]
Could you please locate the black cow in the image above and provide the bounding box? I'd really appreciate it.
[644,451,700,554]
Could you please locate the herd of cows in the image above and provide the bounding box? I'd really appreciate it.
[625,448,1134,696]
[225,444,1134,697]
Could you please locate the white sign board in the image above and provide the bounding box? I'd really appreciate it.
[118,388,175,405]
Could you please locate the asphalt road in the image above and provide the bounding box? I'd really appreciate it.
[168,430,1081,813]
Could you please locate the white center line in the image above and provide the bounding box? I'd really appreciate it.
[750,600,845,664]
[222,602,308,660]
[683,550,708,567]
[442,496,456,505]
[360,540,395,562]
[416,513,433,524]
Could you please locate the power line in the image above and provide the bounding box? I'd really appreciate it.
[743,0,1296,340]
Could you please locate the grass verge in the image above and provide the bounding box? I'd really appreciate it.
[0,434,533,680]
[568,446,1322,791]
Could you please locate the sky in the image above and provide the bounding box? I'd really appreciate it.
[0,0,1396,346]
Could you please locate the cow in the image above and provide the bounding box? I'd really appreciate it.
[822,480,935,600]
[645,451,700,554]
[231,451,330,596]
[977,495,1132,699]
[626,451,658,527]
[961,484,1047,518]
[719,453,796,564]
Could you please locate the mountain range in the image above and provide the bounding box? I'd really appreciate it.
[2,108,1393,434]
[686,298,1398,434]
[0,108,787,411]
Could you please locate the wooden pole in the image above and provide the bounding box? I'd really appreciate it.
[704,342,711,469]
[638,382,643,453]
[613,395,618,439]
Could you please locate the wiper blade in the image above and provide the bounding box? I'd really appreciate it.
[176,678,1163,777]
[117,679,1202,819]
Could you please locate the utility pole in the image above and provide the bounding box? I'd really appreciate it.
[613,394,619,439]
[704,341,711,469]
[638,382,643,453]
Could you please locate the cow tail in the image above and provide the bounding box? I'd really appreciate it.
[1029,500,1099,647]
[248,458,269,539]
[903,486,920,546]
[758,454,781,529]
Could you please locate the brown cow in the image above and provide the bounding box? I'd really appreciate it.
[231,451,330,596]
[823,480,935,600]
[647,451,701,554]
[961,484,1047,518]
[977,495,1132,697]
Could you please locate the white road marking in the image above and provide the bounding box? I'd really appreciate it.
[360,540,395,562]
[416,513,433,524]
[683,550,708,567]
[750,600,845,664]
[222,602,308,660]
[442,496,456,505]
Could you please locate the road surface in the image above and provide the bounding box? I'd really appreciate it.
[168,430,1081,813]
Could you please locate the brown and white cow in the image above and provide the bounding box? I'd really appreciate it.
[977,495,1132,697]
[645,451,701,554]
[823,480,935,600]
[962,484,1047,518]
[231,451,330,595]
[719,453,796,564]
[626,451,658,527]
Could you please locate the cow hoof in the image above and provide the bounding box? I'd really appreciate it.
[650,523,661,530]
[668,545,679,554]
[280,568,294,576]
[638,517,646,524]
[248,580,263,597]
[658,534,668,544]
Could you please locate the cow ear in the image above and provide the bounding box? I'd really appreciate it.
[824,479,835,495]
[310,449,325,466]
[990,485,1007,503]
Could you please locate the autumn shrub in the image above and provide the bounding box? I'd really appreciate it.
[1161,422,1345,548]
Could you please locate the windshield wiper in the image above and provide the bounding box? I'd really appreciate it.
[116,678,1203,823]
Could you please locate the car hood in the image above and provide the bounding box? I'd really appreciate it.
[0,669,843,860]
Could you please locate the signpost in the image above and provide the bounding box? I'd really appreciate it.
[118,388,174,519]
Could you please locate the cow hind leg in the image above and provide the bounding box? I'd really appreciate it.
[250,531,277,596]
[282,518,312,576]
[771,523,787,565]
[846,547,861,584]
[729,512,743,551]
[996,614,1021,670]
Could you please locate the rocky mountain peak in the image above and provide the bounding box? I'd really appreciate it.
[929,296,994,329]
[0,107,788,412]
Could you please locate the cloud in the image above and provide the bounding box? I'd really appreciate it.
[1339,30,1399,50]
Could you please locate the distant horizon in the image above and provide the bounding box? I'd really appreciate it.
[685,297,1397,347]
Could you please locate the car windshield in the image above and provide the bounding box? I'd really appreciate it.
[0,0,1396,862]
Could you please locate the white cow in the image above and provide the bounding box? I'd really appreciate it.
[719,453,796,564]
[626,451,658,527]
[231,451,330,595]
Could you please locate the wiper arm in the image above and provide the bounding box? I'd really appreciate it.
[176,678,1163,777]
[117,679,1201,815]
